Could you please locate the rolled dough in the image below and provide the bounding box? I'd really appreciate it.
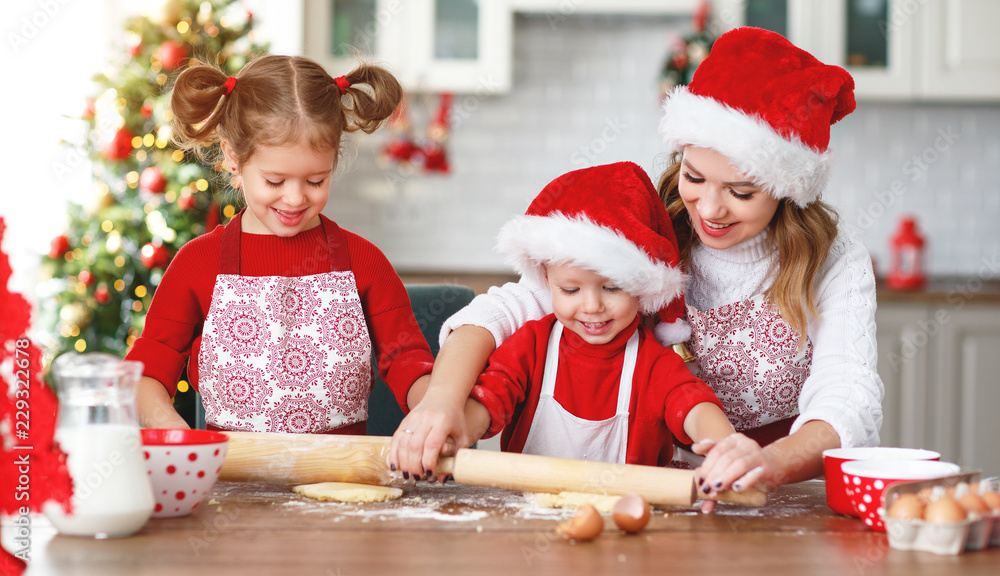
[292,482,403,503]
[531,491,620,513]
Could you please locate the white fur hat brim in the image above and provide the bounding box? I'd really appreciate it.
[497,212,687,316]
[660,87,833,208]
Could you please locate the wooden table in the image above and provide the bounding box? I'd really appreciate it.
[19,480,1000,575]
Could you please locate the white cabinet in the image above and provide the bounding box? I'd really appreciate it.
[713,0,1000,101]
[877,300,1000,476]
[304,0,513,94]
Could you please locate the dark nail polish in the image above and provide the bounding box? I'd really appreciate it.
[403,471,410,480]
[733,482,743,492]
[701,484,711,495]
[712,480,723,490]
[390,464,396,472]
[697,476,705,487]
[425,470,433,480]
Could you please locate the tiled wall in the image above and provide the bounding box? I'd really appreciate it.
[324,14,1000,279]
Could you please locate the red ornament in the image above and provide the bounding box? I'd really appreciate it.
[48,234,70,259]
[140,167,167,193]
[177,192,196,210]
[82,97,96,120]
[78,270,94,286]
[94,285,112,304]
[140,101,154,118]
[140,242,171,270]
[103,127,134,160]
[127,38,143,57]
[157,40,189,71]
[887,216,927,290]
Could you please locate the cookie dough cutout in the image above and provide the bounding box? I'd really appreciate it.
[292,482,403,503]
[531,491,620,513]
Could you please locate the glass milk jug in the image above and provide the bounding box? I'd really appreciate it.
[43,352,155,538]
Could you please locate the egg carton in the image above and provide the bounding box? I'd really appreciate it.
[882,472,999,556]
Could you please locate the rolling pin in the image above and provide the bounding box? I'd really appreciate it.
[219,431,766,507]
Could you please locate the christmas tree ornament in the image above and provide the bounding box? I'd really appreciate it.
[140,242,171,270]
[94,285,112,305]
[380,96,420,166]
[59,303,91,329]
[157,40,189,71]
[659,0,715,99]
[48,235,70,260]
[78,270,94,287]
[140,166,167,193]
[177,192,197,210]
[103,127,134,160]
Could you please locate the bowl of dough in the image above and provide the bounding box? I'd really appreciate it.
[141,429,229,518]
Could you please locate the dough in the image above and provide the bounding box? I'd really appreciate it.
[292,482,403,503]
[531,491,621,513]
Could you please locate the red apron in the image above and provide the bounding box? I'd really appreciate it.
[197,212,373,433]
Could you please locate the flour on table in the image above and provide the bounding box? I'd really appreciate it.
[531,491,621,513]
[292,482,403,503]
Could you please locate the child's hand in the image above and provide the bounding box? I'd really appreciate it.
[691,433,777,514]
[388,393,469,481]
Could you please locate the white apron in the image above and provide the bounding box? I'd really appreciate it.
[521,322,639,464]
[197,211,373,433]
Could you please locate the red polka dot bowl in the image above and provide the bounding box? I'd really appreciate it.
[823,447,940,516]
[141,429,229,518]
[840,459,960,532]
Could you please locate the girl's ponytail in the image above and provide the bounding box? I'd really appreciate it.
[169,64,233,151]
[338,63,403,134]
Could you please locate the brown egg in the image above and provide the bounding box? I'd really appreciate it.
[980,490,1000,511]
[612,494,651,533]
[957,492,989,515]
[557,503,604,541]
[923,496,967,524]
[887,493,925,520]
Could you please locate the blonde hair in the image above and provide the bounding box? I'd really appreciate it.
[169,54,402,170]
[657,156,839,338]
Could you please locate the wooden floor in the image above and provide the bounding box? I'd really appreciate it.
[16,479,1000,575]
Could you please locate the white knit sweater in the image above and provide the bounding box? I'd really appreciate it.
[441,224,883,449]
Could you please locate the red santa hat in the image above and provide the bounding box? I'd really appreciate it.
[497,161,690,346]
[660,27,856,207]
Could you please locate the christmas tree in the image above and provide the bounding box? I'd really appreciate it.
[41,0,268,421]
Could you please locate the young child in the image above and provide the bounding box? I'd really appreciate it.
[461,162,735,465]
[129,55,434,434]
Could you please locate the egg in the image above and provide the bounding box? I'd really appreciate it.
[612,494,651,533]
[887,493,925,520]
[923,496,967,524]
[980,490,1000,511]
[557,503,604,541]
[957,492,989,515]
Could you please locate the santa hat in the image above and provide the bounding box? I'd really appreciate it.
[660,27,856,207]
[497,162,691,345]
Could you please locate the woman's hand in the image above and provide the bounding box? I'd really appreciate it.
[388,392,468,481]
[691,433,778,514]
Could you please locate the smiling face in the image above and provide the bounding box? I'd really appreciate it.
[545,262,640,346]
[223,137,336,236]
[677,146,781,250]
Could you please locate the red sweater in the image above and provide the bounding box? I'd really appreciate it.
[470,315,724,466]
[126,216,434,419]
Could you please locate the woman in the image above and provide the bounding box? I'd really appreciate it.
[389,27,883,510]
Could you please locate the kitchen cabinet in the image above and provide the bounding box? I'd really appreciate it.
[303,0,513,94]
[876,299,1000,476]
[713,0,1000,101]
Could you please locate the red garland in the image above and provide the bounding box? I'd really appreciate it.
[0,218,73,574]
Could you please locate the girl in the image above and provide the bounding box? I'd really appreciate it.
[390,27,883,511]
[130,55,435,434]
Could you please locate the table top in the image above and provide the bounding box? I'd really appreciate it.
[17,479,1000,575]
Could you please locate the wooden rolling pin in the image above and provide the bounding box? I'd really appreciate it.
[219,431,766,507]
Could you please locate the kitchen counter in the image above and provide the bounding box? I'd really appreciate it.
[18,480,1000,575]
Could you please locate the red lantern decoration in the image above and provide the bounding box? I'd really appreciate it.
[140,166,167,193]
[887,216,926,290]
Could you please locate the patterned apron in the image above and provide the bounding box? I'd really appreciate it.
[197,211,373,433]
[521,321,638,464]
